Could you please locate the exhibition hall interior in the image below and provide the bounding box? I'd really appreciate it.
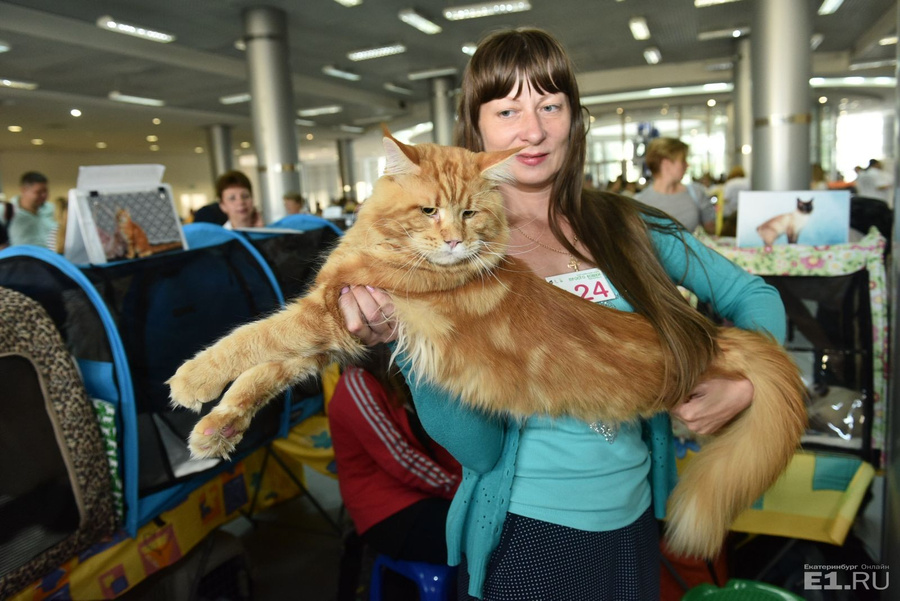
[0,0,898,600]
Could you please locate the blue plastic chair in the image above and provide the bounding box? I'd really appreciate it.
[368,554,456,601]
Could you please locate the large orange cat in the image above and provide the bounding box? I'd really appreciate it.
[169,134,806,559]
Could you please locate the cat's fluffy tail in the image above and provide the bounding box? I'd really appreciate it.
[664,328,807,558]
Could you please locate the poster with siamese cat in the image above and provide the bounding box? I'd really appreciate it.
[735,190,851,248]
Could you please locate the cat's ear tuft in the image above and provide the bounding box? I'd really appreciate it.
[383,131,421,176]
[479,146,524,184]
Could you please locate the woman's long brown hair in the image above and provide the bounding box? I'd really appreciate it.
[454,28,718,402]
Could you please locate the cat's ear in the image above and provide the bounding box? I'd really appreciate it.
[382,130,421,176]
[478,146,525,184]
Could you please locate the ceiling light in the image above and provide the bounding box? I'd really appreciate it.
[443,1,531,21]
[0,40,9,53]
[408,67,457,80]
[810,33,824,50]
[306,133,315,141]
[149,144,160,151]
[698,26,749,41]
[338,125,365,134]
[582,82,733,106]
[817,0,844,15]
[694,0,742,6]
[384,82,413,95]
[96,15,175,43]
[8,125,22,133]
[234,39,246,51]
[809,76,895,87]
[97,142,107,148]
[194,147,204,153]
[31,139,44,146]
[1,78,38,90]
[295,118,316,126]
[643,46,661,65]
[628,17,651,41]
[398,9,442,34]
[818,96,828,104]
[347,43,406,61]
[462,43,478,56]
[648,87,672,95]
[298,105,343,117]
[109,91,165,106]
[333,0,362,6]
[707,99,717,107]
[146,135,158,142]
[879,35,898,46]
[322,65,361,81]
[705,60,734,71]
[152,118,161,125]
[70,108,82,117]
[219,92,251,104]
[849,59,897,70]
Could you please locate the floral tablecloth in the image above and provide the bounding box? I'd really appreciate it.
[698,228,889,458]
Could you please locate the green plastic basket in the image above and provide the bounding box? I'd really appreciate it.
[682,579,805,601]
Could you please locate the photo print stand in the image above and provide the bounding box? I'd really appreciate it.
[735,190,851,248]
[65,164,187,265]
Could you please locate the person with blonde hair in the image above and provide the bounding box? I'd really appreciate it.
[637,138,716,233]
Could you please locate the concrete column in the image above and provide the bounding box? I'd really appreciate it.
[429,76,456,146]
[205,124,234,178]
[733,37,753,174]
[751,0,812,190]
[337,138,357,202]
[811,102,823,167]
[243,6,302,223]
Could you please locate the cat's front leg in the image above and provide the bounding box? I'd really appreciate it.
[187,356,322,458]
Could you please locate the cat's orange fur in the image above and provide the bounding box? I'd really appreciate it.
[115,208,182,259]
[169,135,807,559]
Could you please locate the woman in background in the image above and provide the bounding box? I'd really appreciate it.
[215,170,263,229]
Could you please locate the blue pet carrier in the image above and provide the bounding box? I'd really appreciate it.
[0,236,291,537]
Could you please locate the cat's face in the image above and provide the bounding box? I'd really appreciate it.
[796,198,814,213]
[354,137,519,272]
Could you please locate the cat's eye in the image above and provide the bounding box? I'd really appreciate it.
[461,210,477,219]
[421,207,438,216]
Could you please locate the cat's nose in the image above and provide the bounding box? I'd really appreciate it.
[446,239,461,250]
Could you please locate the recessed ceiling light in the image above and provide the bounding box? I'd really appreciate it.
[31,139,44,146]
[322,65,361,81]
[70,108,82,117]
[398,9,442,34]
[338,124,365,134]
[298,105,343,117]
[443,1,531,20]
[818,96,828,104]
[109,91,165,106]
[96,15,175,43]
[462,43,478,56]
[152,118,161,125]
[97,142,107,148]
[8,125,22,133]
[810,33,824,50]
[0,40,10,53]
[694,0,742,6]
[347,43,406,61]
[234,39,246,51]
[383,82,413,95]
[306,133,315,141]
[146,135,158,142]
[643,46,662,65]
[194,147,204,153]
[149,144,160,151]
[817,0,844,15]
[240,141,251,148]
[1,78,38,90]
[879,35,898,46]
[707,99,717,107]
[849,59,897,70]
[698,26,749,41]
[407,67,457,80]
[220,93,251,104]
[295,118,316,127]
[628,17,650,41]
[333,0,362,6]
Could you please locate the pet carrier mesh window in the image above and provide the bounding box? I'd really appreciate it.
[0,241,289,536]
[766,272,876,462]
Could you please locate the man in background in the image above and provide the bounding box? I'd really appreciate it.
[2,171,56,246]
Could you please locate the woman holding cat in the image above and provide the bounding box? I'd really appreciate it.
[340,28,786,600]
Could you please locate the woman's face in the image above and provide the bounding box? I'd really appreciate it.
[477,82,571,192]
[219,186,254,226]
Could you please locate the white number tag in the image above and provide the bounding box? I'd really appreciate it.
[546,268,618,303]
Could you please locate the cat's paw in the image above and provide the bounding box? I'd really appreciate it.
[168,359,228,412]
[187,407,252,459]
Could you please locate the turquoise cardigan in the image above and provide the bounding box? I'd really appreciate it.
[400,220,787,598]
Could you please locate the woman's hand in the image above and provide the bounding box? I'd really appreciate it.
[672,378,753,435]
[338,285,398,344]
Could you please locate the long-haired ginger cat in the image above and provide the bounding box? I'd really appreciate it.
[169,134,806,559]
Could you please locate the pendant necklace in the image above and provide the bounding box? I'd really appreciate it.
[514,226,580,272]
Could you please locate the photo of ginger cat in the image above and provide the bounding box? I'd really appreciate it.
[113,208,183,260]
[756,197,814,245]
[169,133,806,559]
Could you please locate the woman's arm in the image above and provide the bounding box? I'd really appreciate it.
[339,286,505,473]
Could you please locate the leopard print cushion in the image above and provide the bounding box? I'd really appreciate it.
[0,286,117,598]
